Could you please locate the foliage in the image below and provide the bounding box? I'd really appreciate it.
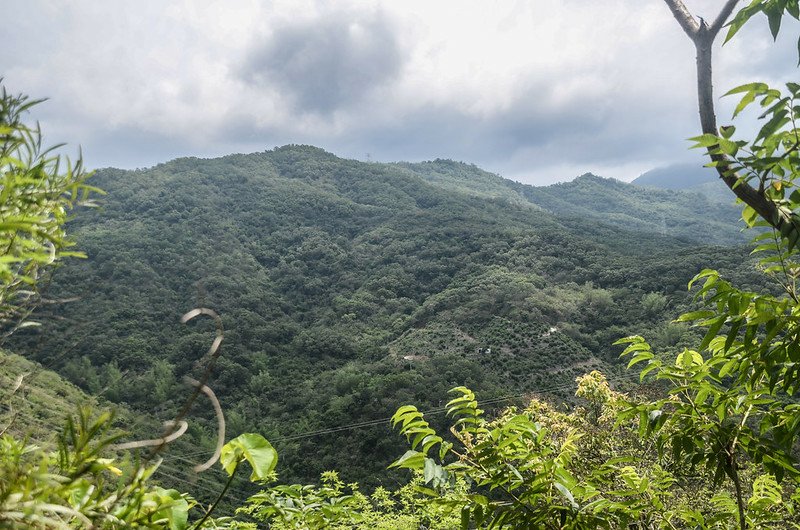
[389,378,678,529]
[9,1,800,527]
[237,470,360,529]
[0,408,194,529]
[658,6,800,525]
[387,22,800,513]
[724,0,800,44]
[692,80,800,257]
[618,331,800,528]
[390,368,800,529]
[220,433,278,481]
[0,83,98,329]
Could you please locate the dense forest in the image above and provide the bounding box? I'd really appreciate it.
[7,145,766,491]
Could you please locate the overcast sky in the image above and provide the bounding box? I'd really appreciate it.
[3,1,797,184]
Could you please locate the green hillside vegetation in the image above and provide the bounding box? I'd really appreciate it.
[0,350,116,442]
[394,159,534,205]
[8,145,768,489]
[397,160,745,244]
[0,350,227,504]
[512,174,744,245]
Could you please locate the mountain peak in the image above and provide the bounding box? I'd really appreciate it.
[632,163,717,190]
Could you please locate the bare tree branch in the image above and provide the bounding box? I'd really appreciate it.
[663,0,783,231]
[710,0,741,37]
[663,0,700,37]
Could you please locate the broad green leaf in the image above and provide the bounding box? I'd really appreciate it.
[688,133,722,148]
[676,310,715,322]
[220,433,278,481]
[461,506,470,530]
[766,3,783,39]
[676,349,703,368]
[151,488,189,530]
[390,450,425,470]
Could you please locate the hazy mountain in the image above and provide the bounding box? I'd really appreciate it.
[633,162,716,189]
[632,162,733,203]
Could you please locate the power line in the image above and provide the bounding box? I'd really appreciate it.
[175,371,642,459]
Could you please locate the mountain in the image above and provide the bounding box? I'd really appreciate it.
[633,163,717,189]
[510,173,744,245]
[396,162,745,245]
[0,348,239,506]
[10,145,764,486]
[0,350,114,443]
[632,162,733,203]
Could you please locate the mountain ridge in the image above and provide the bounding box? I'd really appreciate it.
[11,144,763,486]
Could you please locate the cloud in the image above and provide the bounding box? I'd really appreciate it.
[2,0,797,184]
[239,8,403,114]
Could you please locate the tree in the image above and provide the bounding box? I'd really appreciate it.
[658,4,800,525]
[0,82,98,331]
[663,0,800,240]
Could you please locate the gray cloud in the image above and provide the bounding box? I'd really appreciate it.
[4,1,798,185]
[239,9,403,114]
[210,72,704,185]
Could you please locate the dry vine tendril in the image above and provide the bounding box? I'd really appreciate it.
[112,308,226,473]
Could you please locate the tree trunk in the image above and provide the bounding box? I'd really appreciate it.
[663,0,785,230]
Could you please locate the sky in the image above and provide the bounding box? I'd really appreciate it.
[2,0,797,185]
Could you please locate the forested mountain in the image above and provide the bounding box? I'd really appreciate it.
[398,160,744,244]
[10,145,763,487]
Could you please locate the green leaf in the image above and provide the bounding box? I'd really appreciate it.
[699,316,727,351]
[676,310,715,322]
[766,3,783,39]
[716,137,739,156]
[152,488,189,530]
[220,433,278,481]
[718,358,738,379]
[724,5,765,43]
[390,450,425,470]
[627,350,654,369]
[724,82,769,97]
[423,457,439,483]
[688,133,722,148]
[676,349,703,368]
[719,125,736,138]
[555,482,578,510]
[461,506,470,530]
[639,360,661,381]
[734,90,757,118]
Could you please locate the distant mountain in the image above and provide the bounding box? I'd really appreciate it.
[633,163,717,189]
[13,145,762,487]
[395,159,534,206]
[399,160,745,245]
[516,173,744,245]
[632,162,733,203]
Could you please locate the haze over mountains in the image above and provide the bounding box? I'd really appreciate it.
[632,162,732,203]
[12,145,757,487]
